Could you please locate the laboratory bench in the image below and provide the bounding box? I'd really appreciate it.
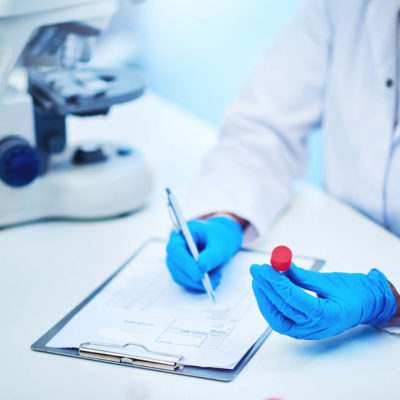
[1,92,399,400]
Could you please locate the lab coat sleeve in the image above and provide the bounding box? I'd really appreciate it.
[380,318,400,334]
[184,0,333,245]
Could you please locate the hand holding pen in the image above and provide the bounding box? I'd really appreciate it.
[165,188,244,302]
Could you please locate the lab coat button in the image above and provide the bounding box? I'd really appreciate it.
[386,78,393,88]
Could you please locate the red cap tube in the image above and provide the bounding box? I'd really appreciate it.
[271,246,292,272]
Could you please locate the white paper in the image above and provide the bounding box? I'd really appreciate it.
[48,241,317,369]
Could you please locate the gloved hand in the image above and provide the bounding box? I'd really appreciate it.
[166,216,243,291]
[250,263,397,340]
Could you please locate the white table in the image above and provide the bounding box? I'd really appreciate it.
[1,93,400,400]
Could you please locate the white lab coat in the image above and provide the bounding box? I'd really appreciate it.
[185,0,400,330]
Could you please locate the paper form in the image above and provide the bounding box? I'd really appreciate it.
[47,241,316,369]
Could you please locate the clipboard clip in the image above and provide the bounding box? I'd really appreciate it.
[79,341,184,371]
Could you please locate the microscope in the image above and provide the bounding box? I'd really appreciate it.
[0,0,153,227]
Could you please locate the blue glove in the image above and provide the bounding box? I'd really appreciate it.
[250,263,397,340]
[166,216,243,291]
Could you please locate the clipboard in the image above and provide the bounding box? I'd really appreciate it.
[31,238,325,382]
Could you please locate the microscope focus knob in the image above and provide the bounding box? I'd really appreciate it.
[0,136,40,187]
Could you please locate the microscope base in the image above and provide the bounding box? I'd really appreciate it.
[0,142,153,228]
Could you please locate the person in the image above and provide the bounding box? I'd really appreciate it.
[166,0,400,339]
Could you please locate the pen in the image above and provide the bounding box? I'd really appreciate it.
[165,188,216,303]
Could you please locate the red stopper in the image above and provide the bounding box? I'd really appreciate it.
[271,245,292,272]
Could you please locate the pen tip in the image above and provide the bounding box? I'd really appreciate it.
[165,188,171,195]
[211,293,216,304]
